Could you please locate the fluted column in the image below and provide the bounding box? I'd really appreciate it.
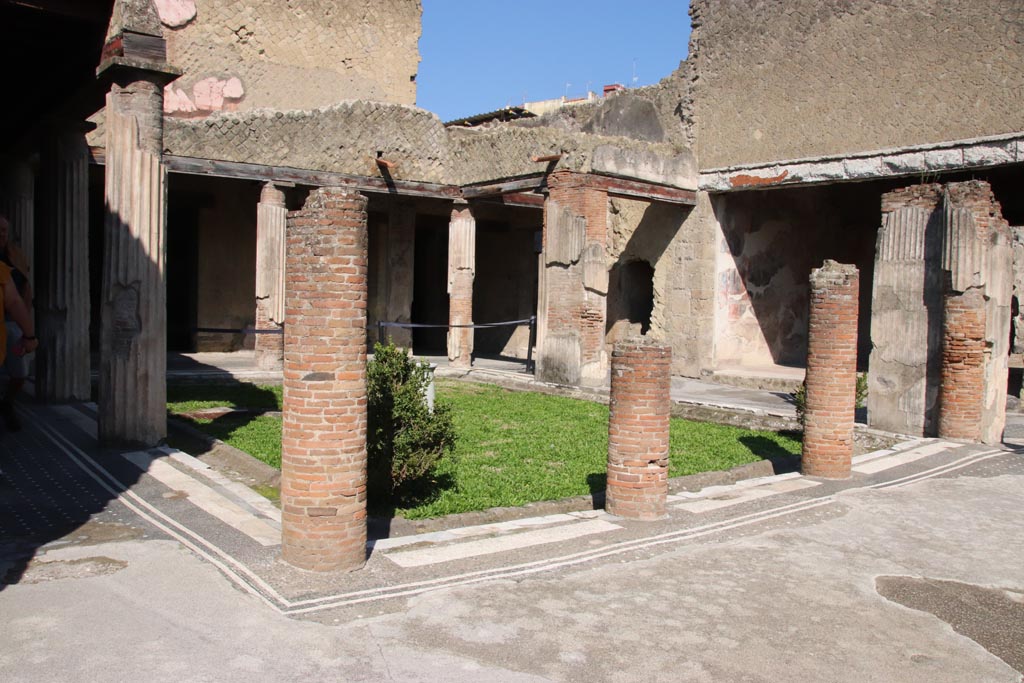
[447,202,475,368]
[254,182,287,371]
[36,127,91,401]
[940,181,1012,444]
[0,161,35,278]
[867,185,944,437]
[99,76,169,447]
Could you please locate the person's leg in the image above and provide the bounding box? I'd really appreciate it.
[2,320,26,431]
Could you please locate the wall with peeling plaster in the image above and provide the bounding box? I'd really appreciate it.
[713,184,880,369]
[691,0,1024,169]
[605,195,709,377]
[158,0,421,117]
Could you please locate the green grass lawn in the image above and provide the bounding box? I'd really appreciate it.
[167,379,801,519]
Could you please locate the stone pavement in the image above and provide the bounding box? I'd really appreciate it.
[1,395,1022,681]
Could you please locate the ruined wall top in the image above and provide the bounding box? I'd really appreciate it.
[691,0,1024,169]
[162,101,697,190]
[156,0,421,117]
[509,66,694,152]
[164,102,451,184]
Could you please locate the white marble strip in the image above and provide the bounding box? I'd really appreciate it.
[383,519,622,568]
[371,510,609,551]
[122,451,280,547]
[668,471,803,503]
[159,447,282,525]
[674,478,820,513]
[852,440,957,474]
[852,438,932,465]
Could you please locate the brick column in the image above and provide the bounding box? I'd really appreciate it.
[606,338,671,520]
[938,287,986,441]
[281,187,369,572]
[447,202,475,368]
[254,182,286,371]
[802,261,859,479]
[36,126,91,402]
[538,171,609,386]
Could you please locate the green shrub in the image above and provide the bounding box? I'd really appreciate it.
[792,372,868,426]
[855,372,869,410]
[367,342,457,497]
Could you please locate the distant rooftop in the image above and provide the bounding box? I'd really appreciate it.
[445,84,627,128]
[444,106,535,128]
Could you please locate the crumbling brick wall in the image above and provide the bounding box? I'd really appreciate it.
[690,0,1024,169]
[157,0,421,116]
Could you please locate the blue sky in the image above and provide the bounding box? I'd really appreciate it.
[417,1,692,122]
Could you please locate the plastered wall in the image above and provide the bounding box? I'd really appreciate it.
[158,0,421,116]
[713,184,880,369]
[691,0,1024,169]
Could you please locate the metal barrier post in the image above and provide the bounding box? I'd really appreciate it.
[377,321,385,346]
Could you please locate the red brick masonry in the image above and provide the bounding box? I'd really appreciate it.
[281,187,369,571]
[938,287,986,441]
[606,338,671,520]
[803,261,859,479]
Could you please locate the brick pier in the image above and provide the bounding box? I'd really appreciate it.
[281,187,369,572]
[938,287,986,441]
[606,338,671,520]
[802,261,859,479]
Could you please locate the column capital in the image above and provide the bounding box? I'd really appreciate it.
[546,169,601,193]
[259,182,287,207]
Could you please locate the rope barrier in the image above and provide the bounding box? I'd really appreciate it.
[378,316,537,373]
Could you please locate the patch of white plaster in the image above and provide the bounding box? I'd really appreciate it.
[154,0,197,28]
[165,77,246,115]
[163,86,197,114]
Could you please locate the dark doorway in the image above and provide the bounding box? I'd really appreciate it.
[411,215,449,354]
[166,203,199,352]
[473,220,538,359]
[606,259,655,344]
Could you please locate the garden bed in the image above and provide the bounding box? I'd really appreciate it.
[167,379,803,520]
